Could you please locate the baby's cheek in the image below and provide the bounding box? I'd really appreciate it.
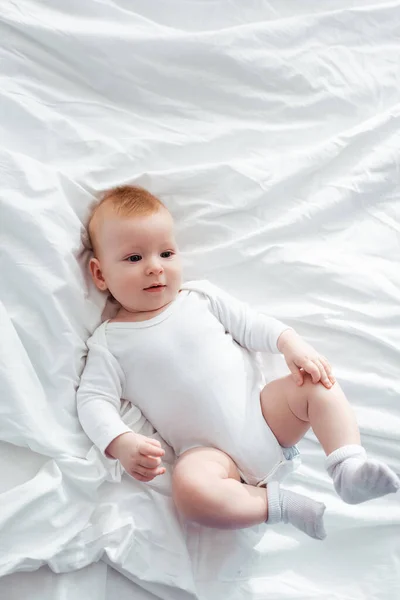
[172,263,183,280]
[115,272,137,295]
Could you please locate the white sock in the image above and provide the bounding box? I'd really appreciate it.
[266,481,326,540]
[326,444,400,505]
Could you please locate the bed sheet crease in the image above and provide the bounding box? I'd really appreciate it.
[1,1,400,598]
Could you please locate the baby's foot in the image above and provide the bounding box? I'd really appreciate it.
[267,481,326,540]
[326,445,400,505]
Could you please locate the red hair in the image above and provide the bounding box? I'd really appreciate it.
[88,185,166,256]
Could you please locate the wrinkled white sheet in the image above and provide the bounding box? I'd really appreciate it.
[1,0,400,598]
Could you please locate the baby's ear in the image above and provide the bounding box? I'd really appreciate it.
[89,257,108,291]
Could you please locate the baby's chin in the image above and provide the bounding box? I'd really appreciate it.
[104,286,181,320]
[119,287,175,313]
[142,287,179,307]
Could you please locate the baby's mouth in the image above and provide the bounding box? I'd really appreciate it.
[144,284,166,290]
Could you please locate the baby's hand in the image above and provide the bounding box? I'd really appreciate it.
[277,330,336,389]
[106,432,166,482]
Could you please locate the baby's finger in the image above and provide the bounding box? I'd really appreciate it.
[315,360,332,389]
[147,438,162,448]
[320,357,336,385]
[133,466,166,479]
[304,360,320,383]
[139,441,165,458]
[289,363,303,386]
[139,455,162,469]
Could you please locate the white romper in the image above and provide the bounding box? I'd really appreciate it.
[77,281,300,486]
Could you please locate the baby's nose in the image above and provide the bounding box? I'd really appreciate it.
[147,259,163,274]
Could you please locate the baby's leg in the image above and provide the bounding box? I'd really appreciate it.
[173,447,266,529]
[261,373,359,452]
[261,374,400,504]
[172,447,326,539]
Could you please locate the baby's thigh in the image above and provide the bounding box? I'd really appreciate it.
[172,447,240,512]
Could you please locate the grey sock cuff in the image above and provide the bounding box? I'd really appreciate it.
[266,481,282,525]
[325,444,366,476]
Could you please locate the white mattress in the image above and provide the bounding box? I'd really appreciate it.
[1,1,400,598]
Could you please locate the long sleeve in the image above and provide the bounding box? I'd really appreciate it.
[76,340,132,455]
[182,280,292,354]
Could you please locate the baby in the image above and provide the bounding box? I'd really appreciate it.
[77,185,399,540]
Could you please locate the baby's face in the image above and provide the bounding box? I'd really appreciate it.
[90,208,182,315]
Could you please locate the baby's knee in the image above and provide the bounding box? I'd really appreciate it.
[304,374,343,408]
[287,373,333,421]
[297,372,333,398]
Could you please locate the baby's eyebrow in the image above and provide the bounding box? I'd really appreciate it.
[121,249,142,257]
[118,239,176,254]
[117,240,142,251]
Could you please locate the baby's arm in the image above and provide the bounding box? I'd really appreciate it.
[195,281,291,354]
[190,281,335,389]
[77,342,165,481]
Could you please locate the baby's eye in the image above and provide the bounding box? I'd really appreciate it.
[127,255,142,262]
[160,251,174,258]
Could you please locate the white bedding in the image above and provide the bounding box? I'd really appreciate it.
[1,1,400,598]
